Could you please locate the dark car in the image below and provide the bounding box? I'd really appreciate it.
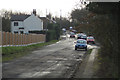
[75,39,87,51]
[77,33,84,39]
[87,36,95,44]
[77,34,82,39]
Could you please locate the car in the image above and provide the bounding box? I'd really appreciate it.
[87,36,95,44]
[77,33,87,39]
[70,32,75,38]
[77,33,83,39]
[80,35,87,40]
[75,39,87,51]
[72,30,77,33]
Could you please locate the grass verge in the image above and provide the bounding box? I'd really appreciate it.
[95,48,118,78]
[87,49,92,54]
[2,40,58,62]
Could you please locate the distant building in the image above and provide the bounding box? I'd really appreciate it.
[39,17,56,31]
[11,9,43,34]
[39,17,49,30]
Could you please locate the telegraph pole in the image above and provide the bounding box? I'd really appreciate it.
[60,9,62,29]
[46,9,47,17]
[45,9,48,42]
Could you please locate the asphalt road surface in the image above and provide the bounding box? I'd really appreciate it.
[2,37,96,78]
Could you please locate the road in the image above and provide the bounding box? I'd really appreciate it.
[2,36,97,78]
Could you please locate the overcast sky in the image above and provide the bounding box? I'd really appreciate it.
[0,0,119,17]
[0,0,81,17]
[89,0,119,2]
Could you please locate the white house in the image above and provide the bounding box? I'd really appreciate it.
[11,10,43,34]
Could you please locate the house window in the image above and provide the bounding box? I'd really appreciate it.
[14,22,18,26]
[19,27,24,29]
[14,31,18,33]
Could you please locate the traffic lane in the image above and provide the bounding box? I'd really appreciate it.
[3,39,87,78]
[3,40,73,78]
[1,39,79,77]
[39,47,86,78]
[3,39,73,66]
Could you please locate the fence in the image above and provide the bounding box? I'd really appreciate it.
[0,31,46,47]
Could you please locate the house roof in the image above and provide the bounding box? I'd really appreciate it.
[39,17,46,20]
[39,17,49,21]
[39,17,56,23]
[11,15,31,21]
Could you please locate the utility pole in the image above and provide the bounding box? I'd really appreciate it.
[60,9,62,29]
[45,9,48,42]
[46,9,47,17]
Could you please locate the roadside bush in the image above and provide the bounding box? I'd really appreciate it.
[86,3,119,78]
[46,23,60,42]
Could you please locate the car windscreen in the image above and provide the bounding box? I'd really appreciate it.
[81,35,87,38]
[87,37,94,39]
[77,40,86,44]
[77,34,83,37]
[70,33,75,35]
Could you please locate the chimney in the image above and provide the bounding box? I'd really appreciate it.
[33,9,36,16]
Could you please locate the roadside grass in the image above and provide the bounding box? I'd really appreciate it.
[2,40,58,62]
[92,48,101,78]
[96,48,118,78]
[87,49,92,54]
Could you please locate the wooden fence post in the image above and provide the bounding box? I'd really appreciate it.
[25,35,27,45]
[0,31,2,46]
[22,34,24,45]
[30,34,32,44]
[9,32,13,46]
[2,32,6,46]
[21,34,23,45]
[20,34,22,46]
[23,34,25,45]
[13,33,15,46]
